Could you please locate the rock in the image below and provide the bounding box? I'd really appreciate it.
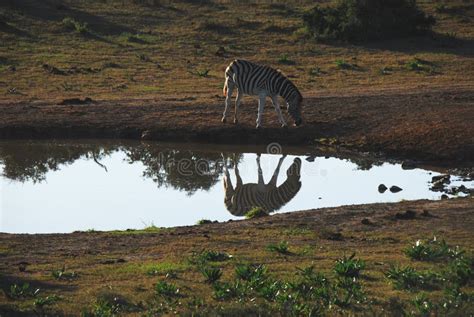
[390,185,403,193]
[215,46,226,56]
[58,97,93,105]
[18,261,29,272]
[432,174,450,184]
[441,194,449,199]
[430,180,446,192]
[305,155,316,162]
[401,160,417,170]
[395,210,416,220]
[378,184,388,193]
[361,218,373,225]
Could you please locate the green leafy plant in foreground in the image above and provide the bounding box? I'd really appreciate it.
[155,281,180,298]
[8,283,40,299]
[200,266,222,284]
[333,253,366,278]
[266,241,290,255]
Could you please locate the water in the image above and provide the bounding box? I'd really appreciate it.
[1,140,472,234]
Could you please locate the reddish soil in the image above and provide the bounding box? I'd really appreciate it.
[0,87,473,163]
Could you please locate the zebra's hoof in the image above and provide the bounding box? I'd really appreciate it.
[233,118,238,124]
[256,125,261,129]
[281,124,288,128]
[221,117,227,123]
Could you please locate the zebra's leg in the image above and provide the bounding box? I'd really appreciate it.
[222,80,234,123]
[269,155,286,186]
[233,153,243,187]
[256,153,264,186]
[271,95,287,127]
[234,89,242,124]
[256,93,266,129]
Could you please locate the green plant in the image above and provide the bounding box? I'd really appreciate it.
[34,295,60,307]
[385,265,441,290]
[196,219,213,225]
[200,266,222,284]
[195,69,210,77]
[412,293,434,316]
[62,17,90,34]
[8,283,40,298]
[303,0,435,42]
[334,253,365,278]
[235,263,268,282]
[155,281,180,298]
[278,54,296,65]
[404,237,463,261]
[244,207,268,219]
[52,265,78,280]
[266,241,290,255]
[191,250,232,264]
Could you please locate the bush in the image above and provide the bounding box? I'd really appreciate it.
[303,0,435,42]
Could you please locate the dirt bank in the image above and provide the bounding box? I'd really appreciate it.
[0,198,473,315]
[1,87,473,164]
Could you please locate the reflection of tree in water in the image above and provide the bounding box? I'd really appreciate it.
[124,145,242,195]
[0,141,114,183]
[0,141,243,195]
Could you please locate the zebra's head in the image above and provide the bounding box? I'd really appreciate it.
[287,94,303,126]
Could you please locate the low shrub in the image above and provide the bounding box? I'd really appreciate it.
[303,0,435,42]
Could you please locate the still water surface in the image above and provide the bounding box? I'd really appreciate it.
[1,140,471,233]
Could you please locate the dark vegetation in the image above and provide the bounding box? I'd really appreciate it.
[303,0,435,42]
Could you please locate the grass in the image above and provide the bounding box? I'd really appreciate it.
[196,219,213,225]
[266,241,291,255]
[52,265,78,280]
[244,207,268,219]
[62,17,90,34]
[189,250,233,265]
[200,266,223,284]
[7,283,40,299]
[333,253,365,278]
[277,54,296,65]
[155,281,181,298]
[404,237,458,261]
[34,295,61,308]
[385,265,442,291]
[0,0,471,103]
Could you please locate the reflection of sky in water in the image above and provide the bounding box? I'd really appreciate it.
[1,151,472,234]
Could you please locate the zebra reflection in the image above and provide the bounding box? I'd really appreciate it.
[223,154,302,216]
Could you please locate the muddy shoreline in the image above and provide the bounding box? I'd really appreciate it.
[1,88,473,165]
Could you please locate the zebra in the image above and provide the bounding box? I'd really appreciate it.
[222,154,302,216]
[222,59,303,128]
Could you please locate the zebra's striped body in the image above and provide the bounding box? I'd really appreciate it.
[222,59,303,128]
[223,154,302,216]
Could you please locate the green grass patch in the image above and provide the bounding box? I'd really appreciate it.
[333,253,365,278]
[266,241,291,255]
[245,207,268,219]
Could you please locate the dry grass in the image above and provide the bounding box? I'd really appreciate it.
[0,0,473,103]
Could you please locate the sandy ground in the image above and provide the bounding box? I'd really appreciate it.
[1,87,473,164]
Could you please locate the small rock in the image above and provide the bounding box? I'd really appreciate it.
[441,194,449,200]
[432,174,451,184]
[141,130,151,139]
[215,46,226,56]
[7,65,16,72]
[401,161,417,170]
[395,210,416,220]
[58,97,93,105]
[306,155,316,162]
[389,185,402,193]
[378,184,388,193]
[361,218,372,225]
[18,261,29,272]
